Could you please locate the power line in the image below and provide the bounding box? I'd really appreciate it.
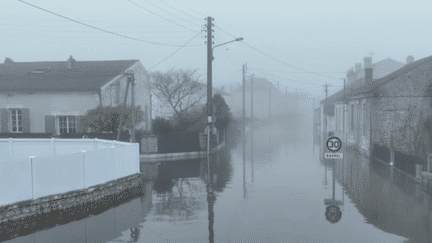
[159,0,203,21]
[1,34,205,39]
[127,0,200,32]
[140,0,201,27]
[17,0,201,47]
[248,68,346,74]
[148,31,203,71]
[172,0,207,18]
[0,28,195,33]
[215,24,344,81]
[249,68,344,87]
[0,17,200,22]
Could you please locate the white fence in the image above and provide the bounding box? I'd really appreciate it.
[0,138,139,207]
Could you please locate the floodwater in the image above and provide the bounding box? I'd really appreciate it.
[5,113,432,242]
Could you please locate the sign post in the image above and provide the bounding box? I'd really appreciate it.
[325,136,343,159]
[323,135,344,223]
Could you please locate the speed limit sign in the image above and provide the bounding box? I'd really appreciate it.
[326,136,342,152]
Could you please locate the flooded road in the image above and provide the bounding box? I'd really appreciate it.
[5,114,432,242]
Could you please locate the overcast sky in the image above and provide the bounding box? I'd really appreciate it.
[2,0,432,105]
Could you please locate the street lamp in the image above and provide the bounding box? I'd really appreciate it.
[206,36,243,155]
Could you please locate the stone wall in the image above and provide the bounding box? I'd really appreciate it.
[141,136,157,153]
[0,173,144,242]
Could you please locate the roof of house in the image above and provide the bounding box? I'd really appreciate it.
[320,56,432,105]
[0,59,140,92]
[349,55,432,97]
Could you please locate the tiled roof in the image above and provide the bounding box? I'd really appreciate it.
[320,56,432,105]
[0,59,139,92]
[350,55,432,97]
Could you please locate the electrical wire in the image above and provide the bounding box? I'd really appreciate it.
[17,0,202,47]
[0,28,195,33]
[127,0,199,32]
[140,0,201,27]
[159,0,203,21]
[214,24,345,80]
[250,68,346,74]
[250,68,344,87]
[172,0,207,18]
[148,31,203,71]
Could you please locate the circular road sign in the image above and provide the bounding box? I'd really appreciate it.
[325,205,342,224]
[326,136,342,152]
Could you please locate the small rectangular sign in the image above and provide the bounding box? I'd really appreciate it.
[324,199,344,206]
[325,153,343,159]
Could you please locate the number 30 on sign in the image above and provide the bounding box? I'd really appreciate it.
[326,137,342,152]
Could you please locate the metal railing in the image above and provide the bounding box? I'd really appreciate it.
[0,138,139,207]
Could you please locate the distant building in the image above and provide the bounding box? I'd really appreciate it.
[227,77,304,119]
[0,56,151,134]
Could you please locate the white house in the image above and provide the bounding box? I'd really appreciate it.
[0,56,151,135]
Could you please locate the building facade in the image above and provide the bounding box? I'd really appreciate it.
[319,54,432,167]
[0,56,151,135]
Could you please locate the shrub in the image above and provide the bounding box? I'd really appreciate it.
[152,117,173,136]
[80,105,145,133]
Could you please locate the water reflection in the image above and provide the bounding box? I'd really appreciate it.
[3,196,145,243]
[319,140,432,242]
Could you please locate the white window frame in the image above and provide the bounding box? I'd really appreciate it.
[9,108,23,133]
[58,116,77,134]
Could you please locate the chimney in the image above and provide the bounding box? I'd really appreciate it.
[365,68,373,87]
[364,56,372,69]
[355,63,362,73]
[406,55,414,64]
[67,55,76,69]
[4,57,14,65]
[346,68,355,84]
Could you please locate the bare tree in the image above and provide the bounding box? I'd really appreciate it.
[150,68,205,120]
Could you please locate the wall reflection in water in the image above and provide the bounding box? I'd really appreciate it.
[4,193,150,243]
[318,138,432,242]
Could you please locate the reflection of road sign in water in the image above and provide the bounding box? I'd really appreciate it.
[324,199,343,206]
[325,205,342,224]
[326,137,342,152]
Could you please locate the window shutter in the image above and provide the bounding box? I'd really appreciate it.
[76,116,83,133]
[22,108,30,133]
[0,109,8,133]
[45,116,56,134]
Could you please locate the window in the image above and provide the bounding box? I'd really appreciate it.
[9,109,22,132]
[59,116,76,134]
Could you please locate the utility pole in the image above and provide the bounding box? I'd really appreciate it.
[323,84,330,137]
[286,86,288,115]
[117,73,132,141]
[269,86,271,119]
[131,72,136,143]
[324,83,330,100]
[243,64,246,137]
[206,16,214,156]
[251,74,254,126]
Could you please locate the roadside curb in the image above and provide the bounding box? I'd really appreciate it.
[140,143,225,163]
